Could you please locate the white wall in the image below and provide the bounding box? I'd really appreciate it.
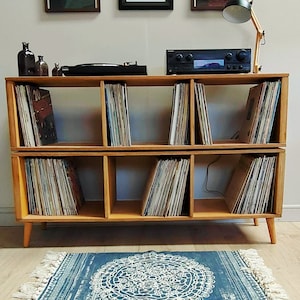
[0,0,299,225]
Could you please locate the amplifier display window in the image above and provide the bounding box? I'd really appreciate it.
[194,59,224,69]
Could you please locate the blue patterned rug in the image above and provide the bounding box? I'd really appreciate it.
[14,250,288,299]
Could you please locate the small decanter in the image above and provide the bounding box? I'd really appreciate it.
[52,63,62,76]
[17,42,36,76]
[35,55,49,76]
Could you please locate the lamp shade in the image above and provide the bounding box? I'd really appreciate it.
[223,0,252,23]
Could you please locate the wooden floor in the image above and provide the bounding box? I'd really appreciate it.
[0,221,299,299]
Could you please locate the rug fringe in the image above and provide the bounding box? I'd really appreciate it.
[238,249,289,300]
[12,251,67,300]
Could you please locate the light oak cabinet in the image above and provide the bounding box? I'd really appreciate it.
[5,73,288,247]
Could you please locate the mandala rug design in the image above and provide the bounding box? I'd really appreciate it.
[88,251,214,299]
[13,250,288,300]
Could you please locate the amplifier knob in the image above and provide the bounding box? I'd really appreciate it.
[186,54,193,61]
[225,52,233,60]
[176,54,184,61]
[236,50,248,61]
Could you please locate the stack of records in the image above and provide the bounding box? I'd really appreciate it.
[194,82,212,145]
[105,83,131,146]
[240,80,281,144]
[169,83,189,145]
[25,158,84,215]
[142,157,190,216]
[225,155,277,214]
[15,85,57,146]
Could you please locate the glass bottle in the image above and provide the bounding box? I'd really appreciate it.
[52,63,62,76]
[35,55,49,76]
[17,42,36,76]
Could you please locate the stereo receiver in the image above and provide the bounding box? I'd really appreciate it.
[166,49,251,74]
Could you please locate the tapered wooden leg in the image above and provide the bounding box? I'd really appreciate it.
[253,218,259,226]
[24,222,32,248]
[266,218,276,244]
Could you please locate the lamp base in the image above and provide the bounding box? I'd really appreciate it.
[253,64,262,73]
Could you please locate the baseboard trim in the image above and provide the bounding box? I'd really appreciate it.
[0,205,299,226]
[0,207,18,226]
[280,204,300,221]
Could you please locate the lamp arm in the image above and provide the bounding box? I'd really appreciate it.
[251,9,265,73]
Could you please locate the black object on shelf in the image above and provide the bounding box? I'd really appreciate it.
[61,63,147,76]
[17,42,36,76]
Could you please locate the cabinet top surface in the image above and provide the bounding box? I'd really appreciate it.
[5,73,289,87]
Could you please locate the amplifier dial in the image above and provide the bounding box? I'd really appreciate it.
[186,54,193,61]
[236,50,248,61]
[225,52,233,60]
[176,54,184,61]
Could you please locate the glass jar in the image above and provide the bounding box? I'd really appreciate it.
[35,55,49,76]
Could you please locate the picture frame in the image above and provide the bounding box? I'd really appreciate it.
[191,0,227,11]
[45,0,100,13]
[119,0,173,10]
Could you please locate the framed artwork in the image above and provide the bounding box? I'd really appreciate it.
[45,0,100,12]
[119,0,173,10]
[191,0,227,11]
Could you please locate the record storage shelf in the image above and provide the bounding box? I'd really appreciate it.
[5,73,288,247]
